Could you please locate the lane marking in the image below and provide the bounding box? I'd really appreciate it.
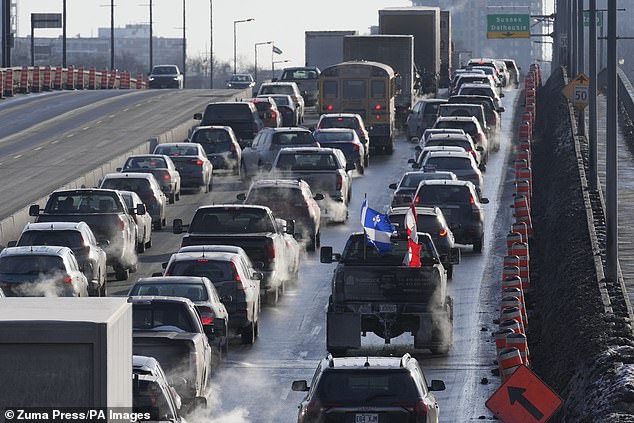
[109,114,115,118]
[310,325,321,337]
[95,120,103,125]
[13,154,22,159]
[50,140,59,144]
[82,126,90,131]
[34,146,43,151]
[123,108,129,112]
[66,133,75,138]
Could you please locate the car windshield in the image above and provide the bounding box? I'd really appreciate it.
[101,178,152,195]
[17,231,84,249]
[314,131,354,142]
[269,96,290,106]
[152,66,177,75]
[425,156,473,170]
[271,132,315,145]
[315,370,419,405]
[133,379,175,421]
[130,283,209,301]
[231,75,253,82]
[435,121,477,135]
[389,214,443,235]
[460,86,494,97]
[246,187,304,204]
[189,208,274,233]
[124,157,168,169]
[46,193,123,213]
[275,153,338,171]
[132,303,194,332]
[154,145,198,156]
[341,235,433,264]
[426,139,471,150]
[191,129,232,154]
[0,255,65,275]
[400,173,445,188]
[280,69,318,80]
[120,192,135,209]
[168,260,236,282]
[416,185,473,205]
[319,117,358,130]
[423,102,442,116]
[260,85,294,95]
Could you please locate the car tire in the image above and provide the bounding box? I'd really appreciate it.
[473,235,484,253]
[208,177,213,192]
[137,240,145,254]
[129,263,138,273]
[364,155,369,168]
[175,189,181,201]
[114,266,129,281]
[100,277,107,297]
[447,265,454,279]
[169,192,176,204]
[145,236,152,249]
[241,322,256,345]
[307,232,317,252]
[254,321,259,339]
[153,221,162,231]
[357,161,365,175]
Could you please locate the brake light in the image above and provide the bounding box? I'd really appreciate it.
[415,401,429,417]
[62,275,72,284]
[375,104,381,110]
[440,229,447,237]
[353,142,361,151]
[375,115,381,120]
[118,217,125,231]
[415,195,420,204]
[198,306,215,325]
[270,112,277,119]
[231,262,246,290]
[195,159,204,165]
[470,195,475,205]
[336,173,343,190]
[197,259,209,263]
[265,239,275,261]
[337,117,343,120]
[327,105,333,111]
[163,174,170,179]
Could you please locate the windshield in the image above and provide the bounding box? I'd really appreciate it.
[151,66,177,75]
[272,132,315,146]
[319,117,359,130]
[416,185,472,205]
[280,69,318,80]
[341,234,434,264]
[101,178,152,195]
[424,156,473,170]
[315,370,419,405]
[459,86,494,97]
[275,152,339,171]
[231,74,253,82]
[269,96,290,106]
[46,193,123,214]
[426,139,471,150]
[168,260,236,282]
[130,282,209,301]
[0,255,65,275]
[190,208,274,233]
[132,303,195,332]
[314,131,354,142]
[154,145,198,156]
[17,231,84,249]
[203,104,253,121]
[435,121,477,135]
[260,85,294,95]
[124,157,167,169]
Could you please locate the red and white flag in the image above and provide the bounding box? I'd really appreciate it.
[403,203,421,267]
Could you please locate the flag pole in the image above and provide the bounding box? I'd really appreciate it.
[363,193,367,261]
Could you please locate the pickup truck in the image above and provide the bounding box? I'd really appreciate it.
[277,67,320,107]
[270,147,355,223]
[173,204,299,303]
[29,189,144,281]
[129,296,212,408]
[321,232,453,355]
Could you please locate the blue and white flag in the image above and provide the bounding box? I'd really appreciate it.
[360,199,395,255]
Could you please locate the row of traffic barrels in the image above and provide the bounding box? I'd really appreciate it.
[495,63,542,383]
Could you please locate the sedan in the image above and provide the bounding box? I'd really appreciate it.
[128,276,229,358]
[421,151,484,194]
[119,154,181,204]
[188,126,242,176]
[313,128,366,174]
[119,190,153,253]
[153,143,214,193]
[259,94,298,126]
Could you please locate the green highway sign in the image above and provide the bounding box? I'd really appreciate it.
[487,14,530,39]
[583,11,603,27]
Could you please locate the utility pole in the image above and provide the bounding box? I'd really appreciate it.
[182,0,186,86]
[606,0,618,282]
[577,0,585,136]
[149,0,153,73]
[588,0,598,189]
[110,0,114,70]
[209,0,213,88]
[62,0,67,68]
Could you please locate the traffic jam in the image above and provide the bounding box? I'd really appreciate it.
[0,8,539,423]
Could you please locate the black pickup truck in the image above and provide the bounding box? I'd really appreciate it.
[173,205,300,303]
[321,232,453,355]
[29,189,144,281]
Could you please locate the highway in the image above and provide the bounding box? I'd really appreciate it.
[94,88,520,422]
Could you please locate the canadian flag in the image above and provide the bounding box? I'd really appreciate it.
[403,202,421,267]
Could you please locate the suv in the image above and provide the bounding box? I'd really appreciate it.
[119,154,181,204]
[414,180,489,252]
[438,103,489,147]
[247,97,282,128]
[278,66,320,107]
[316,113,370,161]
[148,65,183,89]
[237,179,322,251]
[9,221,107,296]
[502,58,520,87]
[257,82,305,123]
[292,354,446,423]
[406,99,448,141]
[425,132,484,169]
[0,246,88,297]
[194,102,264,149]
[433,116,489,162]
[388,171,458,208]
[225,73,255,89]
[132,355,185,422]
[188,126,242,176]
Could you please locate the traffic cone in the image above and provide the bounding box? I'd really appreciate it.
[506,333,530,365]
[108,69,117,89]
[498,348,523,382]
[18,66,29,94]
[65,65,75,90]
[76,67,85,89]
[42,66,51,91]
[88,67,96,89]
[53,66,63,90]
[100,68,109,89]
[31,66,40,93]
[4,69,14,97]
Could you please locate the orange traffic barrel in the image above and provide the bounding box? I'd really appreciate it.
[515,214,533,238]
[511,222,529,243]
[499,318,523,334]
[42,66,51,91]
[507,333,530,365]
[510,243,529,267]
[136,74,145,89]
[4,68,14,97]
[76,67,85,89]
[65,65,75,90]
[53,66,63,90]
[108,69,117,89]
[18,66,29,94]
[498,347,523,381]
[517,145,531,166]
[514,158,528,171]
[31,66,40,93]
[88,67,96,89]
[516,167,532,186]
[120,71,131,89]
[504,255,520,267]
[100,67,108,89]
[502,293,528,327]
[515,180,531,204]
[500,306,525,334]
[506,232,523,252]
[494,328,515,352]
[503,265,521,281]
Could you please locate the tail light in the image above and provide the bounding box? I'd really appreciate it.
[265,239,275,261]
[230,142,236,152]
[163,173,171,180]
[415,195,420,204]
[375,104,381,110]
[191,159,204,165]
[391,400,428,418]
[470,195,476,205]
[118,217,125,231]
[198,306,215,325]
[439,229,447,237]
[232,262,246,290]
[62,275,72,284]
[353,142,361,151]
[327,105,333,111]
[375,115,381,120]
[270,112,277,119]
[336,173,343,191]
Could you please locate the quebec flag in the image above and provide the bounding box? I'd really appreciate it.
[360,199,395,255]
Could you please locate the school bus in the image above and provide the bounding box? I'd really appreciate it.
[319,61,397,154]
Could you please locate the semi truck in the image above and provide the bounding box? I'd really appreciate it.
[0,297,132,407]
[440,10,453,88]
[379,7,441,95]
[343,35,415,128]
[305,30,357,71]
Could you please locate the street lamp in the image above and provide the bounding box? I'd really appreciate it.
[254,41,272,83]
[182,0,186,85]
[233,18,255,74]
[139,1,153,73]
[272,59,289,79]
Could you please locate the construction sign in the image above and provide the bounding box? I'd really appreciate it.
[562,72,589,111]
[486,365,563,423]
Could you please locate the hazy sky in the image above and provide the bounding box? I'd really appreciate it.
[16,0,412,68]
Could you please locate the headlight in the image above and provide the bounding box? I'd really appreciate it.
[148,77,154,81]
[173,77,179,81]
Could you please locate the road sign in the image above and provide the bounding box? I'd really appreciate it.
[487,14,530,39]
[486,365,563,423]
[562,72,590,110]
[31,13,62,29]
[583,11,603,27]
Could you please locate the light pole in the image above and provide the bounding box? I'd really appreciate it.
[209,0,213,88]
[254,41,272,83]
[233,18,255,74]
[272,59,289,80]
[182,0,186,86]
[149,0,153,72]
[110,0,114,69]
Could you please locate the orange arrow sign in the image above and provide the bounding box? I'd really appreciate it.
[486,365,563,423]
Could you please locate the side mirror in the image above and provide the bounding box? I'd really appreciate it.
[480,197,490,204]
[253,261,265,270]
[193,113,202,120]
[314,193,325,201]
[252,271,264,281]
[220,295,233,303]
[161,262,168,269]
[151,272,163,277]
[236,193,246,201]
[411,137,419,144]
[286,219,295,235]
[7,241,17,248]
[498,107,506,113]
[136,204,146,215]
[320,246,333,263]
[29,204,41,217]
[476,146,485,152]
[173,218,183,234]
[429,380,446,392]
[345,162,356,172]
[98,239,110,247]
[291,380,309,392]
[116,167,122,172]
[407,159,416,164]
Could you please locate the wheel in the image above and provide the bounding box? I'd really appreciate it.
[241,322,256,344]
[129,263,138,273]
[162,217,166,227]
[114,266,129,281]
[137,240,145,253]
[208,177,213,192]
[357,161,365,175]
[364,154,369,168]
[234,162,241,176]
[99,274,107,297]
[240,162,248,180]
[473,234,484,253]
[307,232,317,252]
[447,265,454,279]
[254,321,259,339]
[169,192,175,204]
[204,178,210,193]
[145,236,152,249]
[175,189,181,201]
[385,142,393,155]
[315,231,321,248]
[153,220,162,231]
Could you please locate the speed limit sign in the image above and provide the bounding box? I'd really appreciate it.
[562,72,589,110]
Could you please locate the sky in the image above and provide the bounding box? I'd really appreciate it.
[16,0,412,68]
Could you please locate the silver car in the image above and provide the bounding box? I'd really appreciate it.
[119,154,181,204]
[119,190,153,254]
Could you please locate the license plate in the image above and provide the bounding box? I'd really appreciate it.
[355,414,378,423]
[379,304,397,313]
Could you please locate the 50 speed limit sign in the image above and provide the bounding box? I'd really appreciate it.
[562,72,589,110]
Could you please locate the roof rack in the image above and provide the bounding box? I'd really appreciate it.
[400,353,412,368]
[326,353,335,368]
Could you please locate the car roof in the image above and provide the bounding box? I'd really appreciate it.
[427,133,472,141]
[192,125,233,132]
[389,206,441,216]
[156,142,201,148]
[132,355,161,373]
[323,356,412,370]
[178,245,248,255]
[196,204,270,212]
[314,128,356,133]
[435,116,479,123]
[126,154,171,160]
[168,251,237,262]
[0,245,72,257]
[418,179,474,188]
[103,172,156,181]
[23,221,88,232]
[422,146,466,152]
[426,151,473,159]
[53,188,120,195]
[278,146,335,153]
[319,113,361,119]
[260,82,297,87]
[135,276,211,285]
[417,98,448,104]
[460,83,495,90]
[128,295,194,305]
[263,127,311,133]
[250,179,304,188]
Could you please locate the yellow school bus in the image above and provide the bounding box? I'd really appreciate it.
[319,61,397,154]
